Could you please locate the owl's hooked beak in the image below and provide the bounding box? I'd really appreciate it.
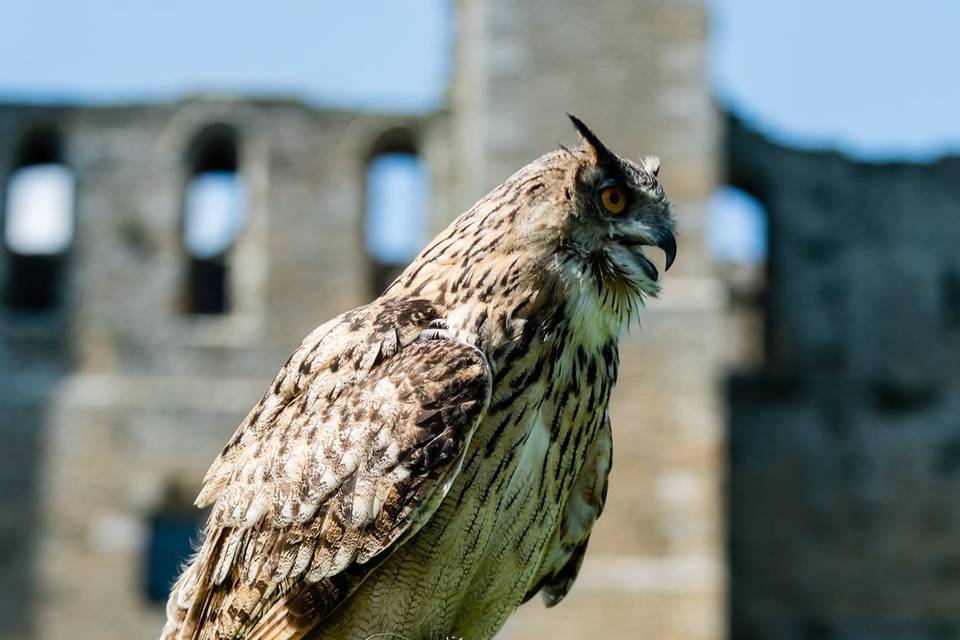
[659,230,677,272]
[643,230,677,281]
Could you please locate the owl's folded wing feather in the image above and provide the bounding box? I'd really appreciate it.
[161,301,492,640]
[523,415,612,607]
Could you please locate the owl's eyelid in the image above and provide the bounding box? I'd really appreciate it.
[596,178,624,194]
[609,179,661,208]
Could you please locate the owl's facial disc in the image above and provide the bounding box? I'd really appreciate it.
[550,114,679,323]
[566,115,676,288]
[591,172,676,285]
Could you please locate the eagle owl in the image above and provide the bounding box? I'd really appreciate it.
[161,116,676,640]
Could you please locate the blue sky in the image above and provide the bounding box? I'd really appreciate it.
[710,0,960,161]
[0,0,451,112]
[3,1,958,159]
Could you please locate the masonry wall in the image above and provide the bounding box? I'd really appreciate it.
[0,99,433,640]
[726,116,960,639]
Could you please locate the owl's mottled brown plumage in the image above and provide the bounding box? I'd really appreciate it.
[161,116,676,640]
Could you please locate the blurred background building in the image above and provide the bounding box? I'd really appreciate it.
[0,1,958,639]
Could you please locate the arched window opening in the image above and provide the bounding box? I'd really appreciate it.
[365,133,428,296]
[709,184,769,368]
[707,185,768,266]
[182,125,246,315]
[3,126,74,310]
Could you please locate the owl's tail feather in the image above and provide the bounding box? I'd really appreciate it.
[160,525,378,640]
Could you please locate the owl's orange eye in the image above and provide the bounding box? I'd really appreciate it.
[600,185,627,215]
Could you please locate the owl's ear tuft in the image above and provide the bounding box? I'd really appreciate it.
[640,155,661,177]
[567,114,613,166]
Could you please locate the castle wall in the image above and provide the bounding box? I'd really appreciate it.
[726,116,960,639]
[0,99,433,639]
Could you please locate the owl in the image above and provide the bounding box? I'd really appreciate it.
[161,115,676,640]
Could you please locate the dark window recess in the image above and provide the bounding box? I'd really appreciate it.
[942,268,960,327]
[3,126,72,312]
[182,124,242,315]
[187,257,229,315]
[4,253,64,310]
[189,127,238,174]
[144,511,205,602]
[15,128,60,167]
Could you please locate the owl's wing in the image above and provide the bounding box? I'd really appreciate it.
[161,299,492,640]
[523,415,612,607]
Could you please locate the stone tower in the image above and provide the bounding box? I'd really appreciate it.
[443,1,728,638]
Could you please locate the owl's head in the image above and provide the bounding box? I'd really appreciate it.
[562,114,675,285]
[389,116,676,340]
[510,115,677,333]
